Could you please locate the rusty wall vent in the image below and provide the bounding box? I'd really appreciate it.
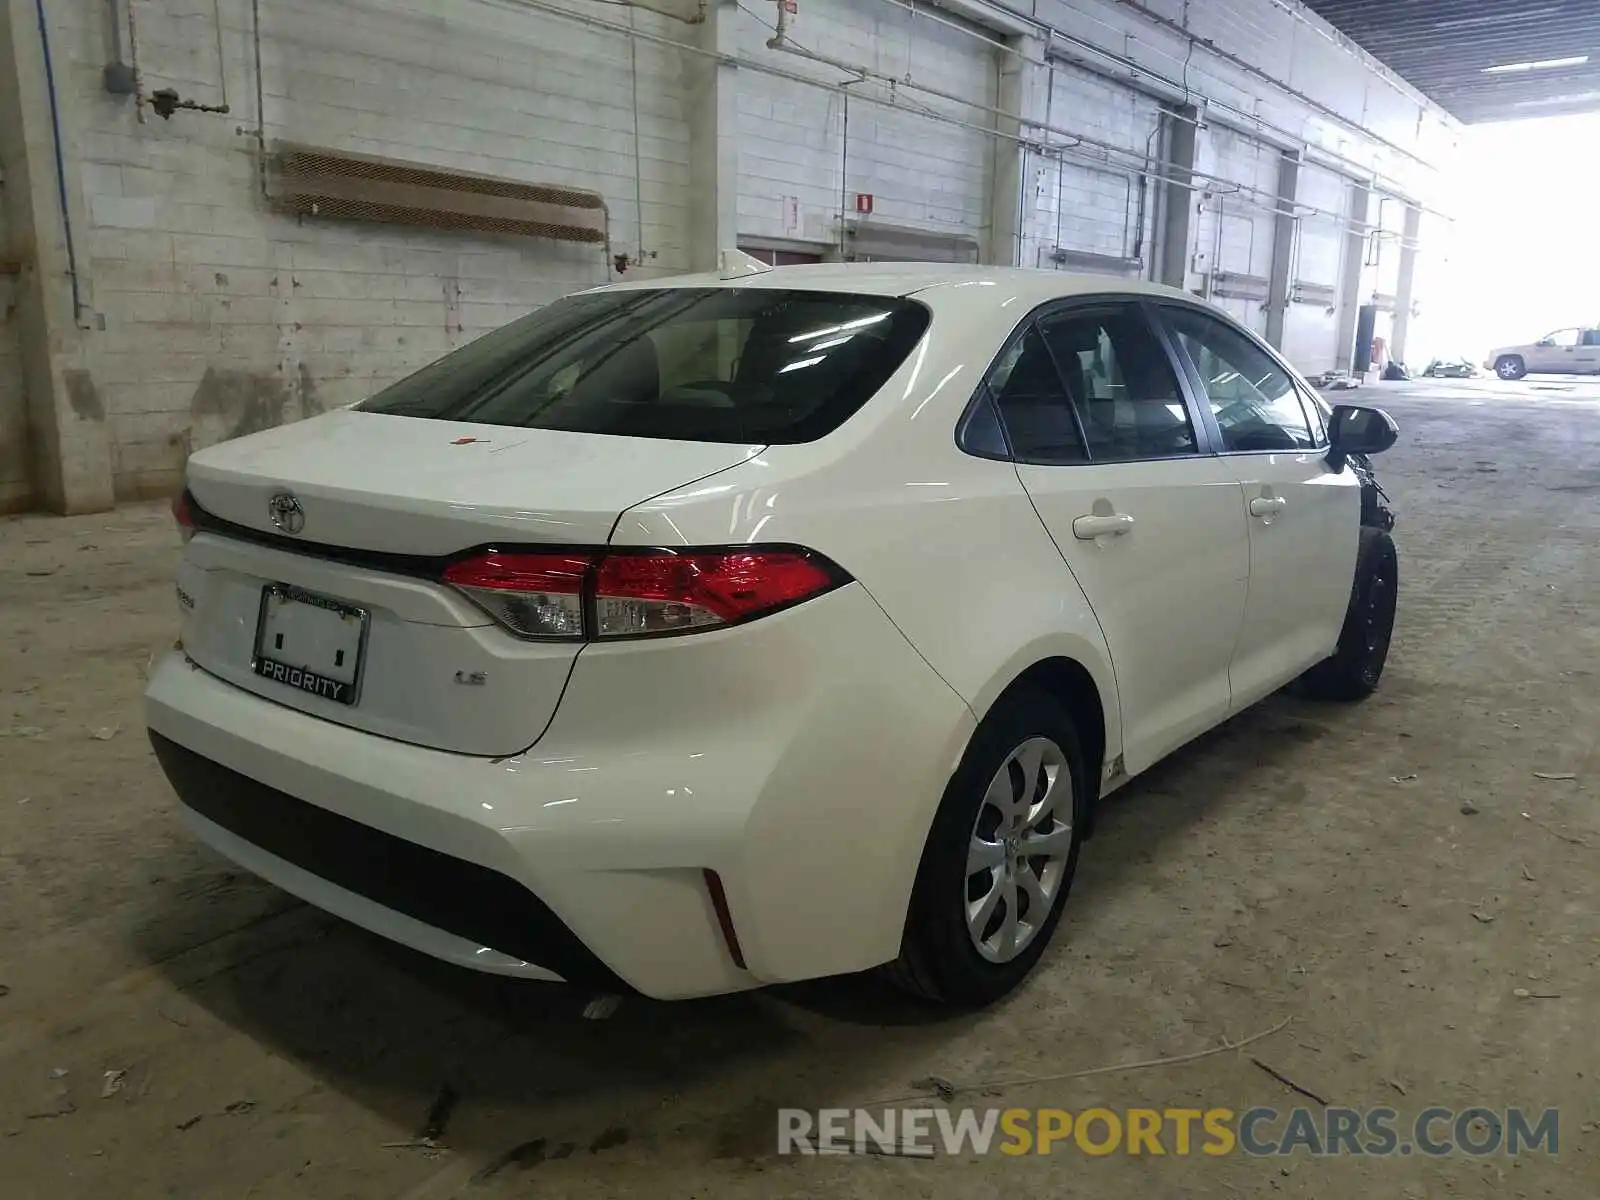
[266,143,608,244]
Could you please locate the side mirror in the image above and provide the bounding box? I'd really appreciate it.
[1537,338,1555,347]
[1327,404,1398,469]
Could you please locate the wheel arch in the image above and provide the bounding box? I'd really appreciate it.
[978,649,1116,838]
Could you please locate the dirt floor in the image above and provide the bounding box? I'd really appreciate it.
[2,376,1598,1198]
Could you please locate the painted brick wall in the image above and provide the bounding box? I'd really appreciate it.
[51,0,691,499]
[1022,60,1163,274]
[734,0,996,249]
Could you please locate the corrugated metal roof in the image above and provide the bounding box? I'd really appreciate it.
[1302,0,1600,122]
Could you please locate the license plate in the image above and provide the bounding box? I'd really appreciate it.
[251,584,369,706]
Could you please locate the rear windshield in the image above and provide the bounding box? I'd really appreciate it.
[359,287,931,444]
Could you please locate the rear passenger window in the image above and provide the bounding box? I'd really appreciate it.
[983,326,1088,464]
[1035,307,1197,462]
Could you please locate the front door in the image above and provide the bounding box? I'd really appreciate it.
[1159,304,1362,711]
[1529,328,1581,373]
[986,301,1250,774]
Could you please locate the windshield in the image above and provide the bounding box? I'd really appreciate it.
[359,287,931,444]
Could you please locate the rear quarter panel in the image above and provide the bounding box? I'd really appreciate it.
[611,290,1124,774]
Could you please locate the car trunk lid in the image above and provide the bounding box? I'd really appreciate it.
[177,410,762,755]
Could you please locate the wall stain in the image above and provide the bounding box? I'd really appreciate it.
[297,361,323,421]
[187,362,326,448]
[63,370,106,422]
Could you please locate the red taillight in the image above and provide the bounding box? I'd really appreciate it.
[442,548,844,641]
[171,491,194,542]
[594,550,838,637]
[441,552,597,640]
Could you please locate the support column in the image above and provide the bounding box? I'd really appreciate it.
[985,35,1043,267]
[1263,151,1299,351]
[1334,181,1371,374]
[1389,202,1423,365]
[0,0,113,513]
[1155,104,1197,290]
[686,0,740,272]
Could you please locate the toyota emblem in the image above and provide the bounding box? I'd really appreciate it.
[267,491,305,535]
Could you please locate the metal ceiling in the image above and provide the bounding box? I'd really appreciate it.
[1301,0,1600,123]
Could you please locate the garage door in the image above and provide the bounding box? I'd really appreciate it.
[1029,62,1164,277]
[1194,127,1278,335]
[1281,163,1349,374]
[735,0,994,248]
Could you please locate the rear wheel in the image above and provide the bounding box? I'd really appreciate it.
[1300,527,1398,702]
[885,685,1086,1006]
[1495,355,1526,380]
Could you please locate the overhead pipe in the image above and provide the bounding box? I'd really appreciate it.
[858,0,1444,215]
[443,0,1419,244]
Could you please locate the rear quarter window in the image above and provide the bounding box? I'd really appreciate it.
[360,288,931,444]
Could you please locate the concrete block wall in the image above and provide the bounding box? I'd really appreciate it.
[733,0,995,248]
[6,0,1457,510]
[0,208,24,513]
[47,0,691,500]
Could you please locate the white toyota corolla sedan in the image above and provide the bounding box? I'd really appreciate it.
[145,257,1400,1007]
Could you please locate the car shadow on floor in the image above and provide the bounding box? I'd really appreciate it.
[127,687,1354,1164]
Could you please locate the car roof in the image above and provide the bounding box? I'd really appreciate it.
[593,261,1197,306]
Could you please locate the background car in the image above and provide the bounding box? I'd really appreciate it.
[145,260,1399,1008]
[1486,327,1600,379]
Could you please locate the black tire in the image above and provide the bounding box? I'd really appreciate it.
[1495,355,1526,381]
[884,684,1087,1007]
[1300,526,1398,702]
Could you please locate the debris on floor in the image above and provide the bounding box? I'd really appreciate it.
[1250,1057,1331,1106]
[911,1075,957,1103]
[27,1071,76,1120]
[418,1083,460,1143]
[100,1069,127,1099]
[1532,771,1577,781]
[1460,800,1480,815]
[89,724,121,741]
[582,994,621,1020]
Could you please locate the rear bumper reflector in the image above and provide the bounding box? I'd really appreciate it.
[702,868,747,970]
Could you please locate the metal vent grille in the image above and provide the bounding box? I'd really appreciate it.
[266,143,607,244]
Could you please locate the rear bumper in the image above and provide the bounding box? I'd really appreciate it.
[150,731,614,986]
[143,583,976,999]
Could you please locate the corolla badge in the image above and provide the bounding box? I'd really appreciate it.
[267,491,306,535]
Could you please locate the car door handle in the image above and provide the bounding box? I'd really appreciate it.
[1072,513,1135,540]
[1249,496,1286,517]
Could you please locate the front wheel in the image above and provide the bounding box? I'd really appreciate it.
[884,685,1087,1007]
[1495,355,1527,380]
[1300,527,1398,701]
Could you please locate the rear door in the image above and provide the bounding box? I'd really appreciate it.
[1578,329,1600,372]
[1157,303,1360,711]
[987,300,1249,774]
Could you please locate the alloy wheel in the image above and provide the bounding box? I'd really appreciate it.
[965,736,1074,963]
